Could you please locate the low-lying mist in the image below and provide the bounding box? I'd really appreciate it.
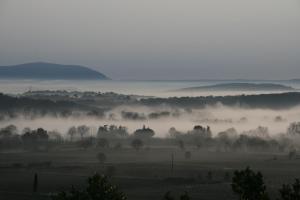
[1,104,300,137]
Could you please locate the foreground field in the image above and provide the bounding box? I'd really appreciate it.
[0,146,299,200]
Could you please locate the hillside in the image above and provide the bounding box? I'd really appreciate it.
[141,92,300,109]
[0,62,110,80]
[177,83,295,91]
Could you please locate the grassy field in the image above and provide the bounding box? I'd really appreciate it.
[0,146,299,200]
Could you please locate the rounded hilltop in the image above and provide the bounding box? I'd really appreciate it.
[0,62,110,80]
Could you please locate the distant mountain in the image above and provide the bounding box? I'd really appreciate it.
[176,83,295,91]
[0,62,110,80]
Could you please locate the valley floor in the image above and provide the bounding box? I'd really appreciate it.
[0,147,299,200]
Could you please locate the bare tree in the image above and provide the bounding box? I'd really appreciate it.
[67,126,77,142]
[77,125,90,140]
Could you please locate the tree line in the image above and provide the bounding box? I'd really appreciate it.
[1,122,300,153]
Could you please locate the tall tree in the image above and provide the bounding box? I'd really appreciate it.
[231,167,269,200]
[52,174,126,200]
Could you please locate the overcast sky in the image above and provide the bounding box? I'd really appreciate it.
[0,0,300,80]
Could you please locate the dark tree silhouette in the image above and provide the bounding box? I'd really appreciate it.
[21,128,49,150]
[0,124,17,137]
[180,192,190,200]
[178,140,185,150]
[163,191,175,200]
[133,125,155,138]
[67,126,77,141]
[97,125,128,138]
[231,167,269,200]
[163,191,190,200]
[131,139,144,151]
[77,125,90,140]
[52,174,126,200]
[278,179,300,200]
[140,92,300,109]
[287,122,300,136]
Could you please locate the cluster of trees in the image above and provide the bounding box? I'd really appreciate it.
[140,92,300,109]
[287,122,300,136]
[121,110,174,120]
[0,93,82,119]
[52,174,190,200]
[52,174,127,200]
[51,167,300,200]
[0,125,53,150]
[1,122,300,152]
[0,123,156,151]
[0,125,21,149]
[230,167,300,200]
[0,93,111,120]
[133,125,155,138]
[22,128,49,146]
[170,125,212,139]
[67,125,91,141]
[97,125,128,138]
[121,111,146,120]
[2,91,300,122]
[169,125,298,152]
[67,124,155,142]
[66,125,153,150]
[23,90,135,108]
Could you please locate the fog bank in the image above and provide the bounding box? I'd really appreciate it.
[1,104,299,137]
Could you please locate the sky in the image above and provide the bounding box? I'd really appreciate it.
[0,0,300,80]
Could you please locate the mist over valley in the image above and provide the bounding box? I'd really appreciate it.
[1,1,300,198]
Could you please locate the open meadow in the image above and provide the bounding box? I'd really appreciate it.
[1,144,299,200]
